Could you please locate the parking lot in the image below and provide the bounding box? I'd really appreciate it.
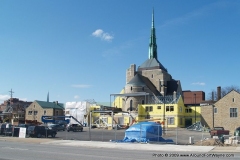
[52,127,211,144]
[0,126,212,144]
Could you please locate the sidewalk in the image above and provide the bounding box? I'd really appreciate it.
[1,137,240,153]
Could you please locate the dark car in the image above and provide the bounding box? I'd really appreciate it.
[67,124,83,132]
[0,123,13,136]
[48,124,65,131]
[234,127,240,136]
[18,124,33,134]
[27,126,57,138]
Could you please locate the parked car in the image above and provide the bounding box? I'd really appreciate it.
[67,124,83,132]
[27,125,57,138]
[234,127,240,136]
[0,123,13,136]
[48,124,65,131]
[18,124,33,134]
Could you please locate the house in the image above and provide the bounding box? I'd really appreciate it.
[201,89,240,133]
[0,98,32,125]
[25,100,64,124]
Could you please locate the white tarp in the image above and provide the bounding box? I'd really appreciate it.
[65,101,90,125]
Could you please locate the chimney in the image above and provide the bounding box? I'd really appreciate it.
[217,86,221,100]
[212,91,214,102]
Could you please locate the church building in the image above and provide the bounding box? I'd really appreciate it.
[122,10,183,112]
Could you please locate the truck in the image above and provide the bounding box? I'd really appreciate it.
[210,127,229,138]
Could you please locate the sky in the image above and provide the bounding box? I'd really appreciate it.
[0,0,240,104]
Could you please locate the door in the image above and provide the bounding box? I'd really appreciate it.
[185,118,192,127]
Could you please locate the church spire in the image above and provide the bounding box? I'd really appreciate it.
[148,9,158,59]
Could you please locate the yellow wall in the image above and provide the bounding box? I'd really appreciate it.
[112,89,125,109]
[138,96,201,128]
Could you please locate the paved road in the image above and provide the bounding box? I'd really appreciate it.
[0,140,239,160]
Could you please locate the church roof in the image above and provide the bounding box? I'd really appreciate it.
[138,58,167,72]
[127,74,161,96]
[127,74,146,87]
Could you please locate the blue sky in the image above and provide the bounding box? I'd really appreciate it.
[0,0,240,104]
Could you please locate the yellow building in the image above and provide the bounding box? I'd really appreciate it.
[138,95,201,128]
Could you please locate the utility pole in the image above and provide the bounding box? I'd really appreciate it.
[194,93,196,123]
[8,89,14,124]
[9,89,14,99]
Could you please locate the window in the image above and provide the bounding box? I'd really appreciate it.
[130,100,133,111]
[146,115,150,119]
[230,108,237,117]
[214,108,217,114]
[149,106,153,111]
[189,108,192,113]
[145,107,149,112]
[44,110,46,115]
[170,106,174,112]
[28,111,32,115]
[65,111,69,114]
[179,107,182,113]
[142,87,144,91]
[145,106,153,112]
[56,111,59,116]
[157,106,161,109]
[166,106,170,112]
[142,100,144,104]
[168,117,175,125]
[34,111,38,115]
[185,108,192,113]
[233,98,235,102]
[152,74,153,78]
[131,87,132,91]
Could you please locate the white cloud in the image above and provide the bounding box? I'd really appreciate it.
[191,82,206,86]
[19,98,27,102]
[71,84,92,88]
[0,94,10,101]
[92,29,103,37]
[92,29,114,41]
[74,95,79,99]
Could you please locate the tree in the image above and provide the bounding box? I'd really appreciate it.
[207,85,240,101]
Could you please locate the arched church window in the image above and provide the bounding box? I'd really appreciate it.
[130,100,133,111]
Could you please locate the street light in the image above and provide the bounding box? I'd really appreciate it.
[194,93,196,123]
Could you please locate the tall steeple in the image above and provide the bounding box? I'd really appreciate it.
[148,9,158,60]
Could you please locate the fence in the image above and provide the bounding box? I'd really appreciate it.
[1,123,239,146]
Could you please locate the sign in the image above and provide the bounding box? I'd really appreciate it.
[19,128,26,138]
[6,124,9,128]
